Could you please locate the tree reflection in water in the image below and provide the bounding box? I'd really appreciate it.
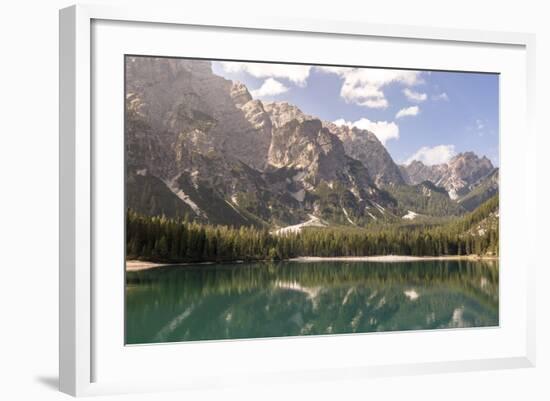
[126,260,498,344]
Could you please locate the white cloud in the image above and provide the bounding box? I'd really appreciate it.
[250,78,289,97]
[318,67,423,109]
[396,106,420,119]
[475,119,485,130]
[432,92,449,101]
[333,118,399,145]
[403,88,427,102]
[405,145,456,165]
[220,62,311,86]
[316,66,349,75]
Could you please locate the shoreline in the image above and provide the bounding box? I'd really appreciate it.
[125,260,175,271]
[289,255,498,263]
[125,260,219,272]
[126,254,498,271]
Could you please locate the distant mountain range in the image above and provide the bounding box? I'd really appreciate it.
[125,57,499,228]
[400,152,497,202]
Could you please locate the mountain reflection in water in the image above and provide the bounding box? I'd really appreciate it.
[125,260,498,344]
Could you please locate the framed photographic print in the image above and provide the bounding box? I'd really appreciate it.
[59,4,536,396]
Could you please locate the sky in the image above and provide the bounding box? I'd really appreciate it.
[211,60,499,166]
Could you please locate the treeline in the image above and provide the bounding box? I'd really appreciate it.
[126,196,499,263]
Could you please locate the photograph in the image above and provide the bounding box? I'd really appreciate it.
[124,55,499,345]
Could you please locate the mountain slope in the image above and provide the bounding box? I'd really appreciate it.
[457,168,499,211]
[448,194,499,242]
[387,181,466,218]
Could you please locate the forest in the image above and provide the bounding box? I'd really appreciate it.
[126,195,499,263]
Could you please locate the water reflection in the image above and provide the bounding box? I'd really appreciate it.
[126,260,499,344]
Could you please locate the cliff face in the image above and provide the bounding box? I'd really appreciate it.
[324,121,406,188]
[126,57,272,172]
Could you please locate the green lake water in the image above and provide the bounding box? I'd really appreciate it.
[125,260,499,345]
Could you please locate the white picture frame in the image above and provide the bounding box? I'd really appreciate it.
[59,4,536,397]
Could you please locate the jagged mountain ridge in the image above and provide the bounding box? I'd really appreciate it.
[125,56,496,227]
[125,57,399,227]
[323,121,406,188]
[263,101,405,188]
[400,152,498,203]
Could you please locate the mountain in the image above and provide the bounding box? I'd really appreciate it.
[265,111,406,188]
[125,57,272,171]
[400,152,497,200]
[125,56,497,228]
[126,58,280,226]
[263,102,376,191]
[323,121,406,188]
[399,160,447,188]
[125,57,397,228]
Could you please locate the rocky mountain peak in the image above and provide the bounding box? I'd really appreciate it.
[401,152,496,200]
[230,81,253,107]
[449,152,494,170]
[268,117,330,169]
[445,152,494,189]
[263,101,312,128]
[126,57,272,171]
[324,121,406,188]
[408,160,425,169]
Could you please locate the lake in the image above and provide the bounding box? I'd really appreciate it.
[125,259,499,345]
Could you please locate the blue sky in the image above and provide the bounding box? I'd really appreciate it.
[211,60,499,166]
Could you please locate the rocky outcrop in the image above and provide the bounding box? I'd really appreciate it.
[325,121,406,188]
[262,102,405,188]
[263,101,312,128]
[230,81,253,107]
[399,160,447,187]
[261,102,392,225]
